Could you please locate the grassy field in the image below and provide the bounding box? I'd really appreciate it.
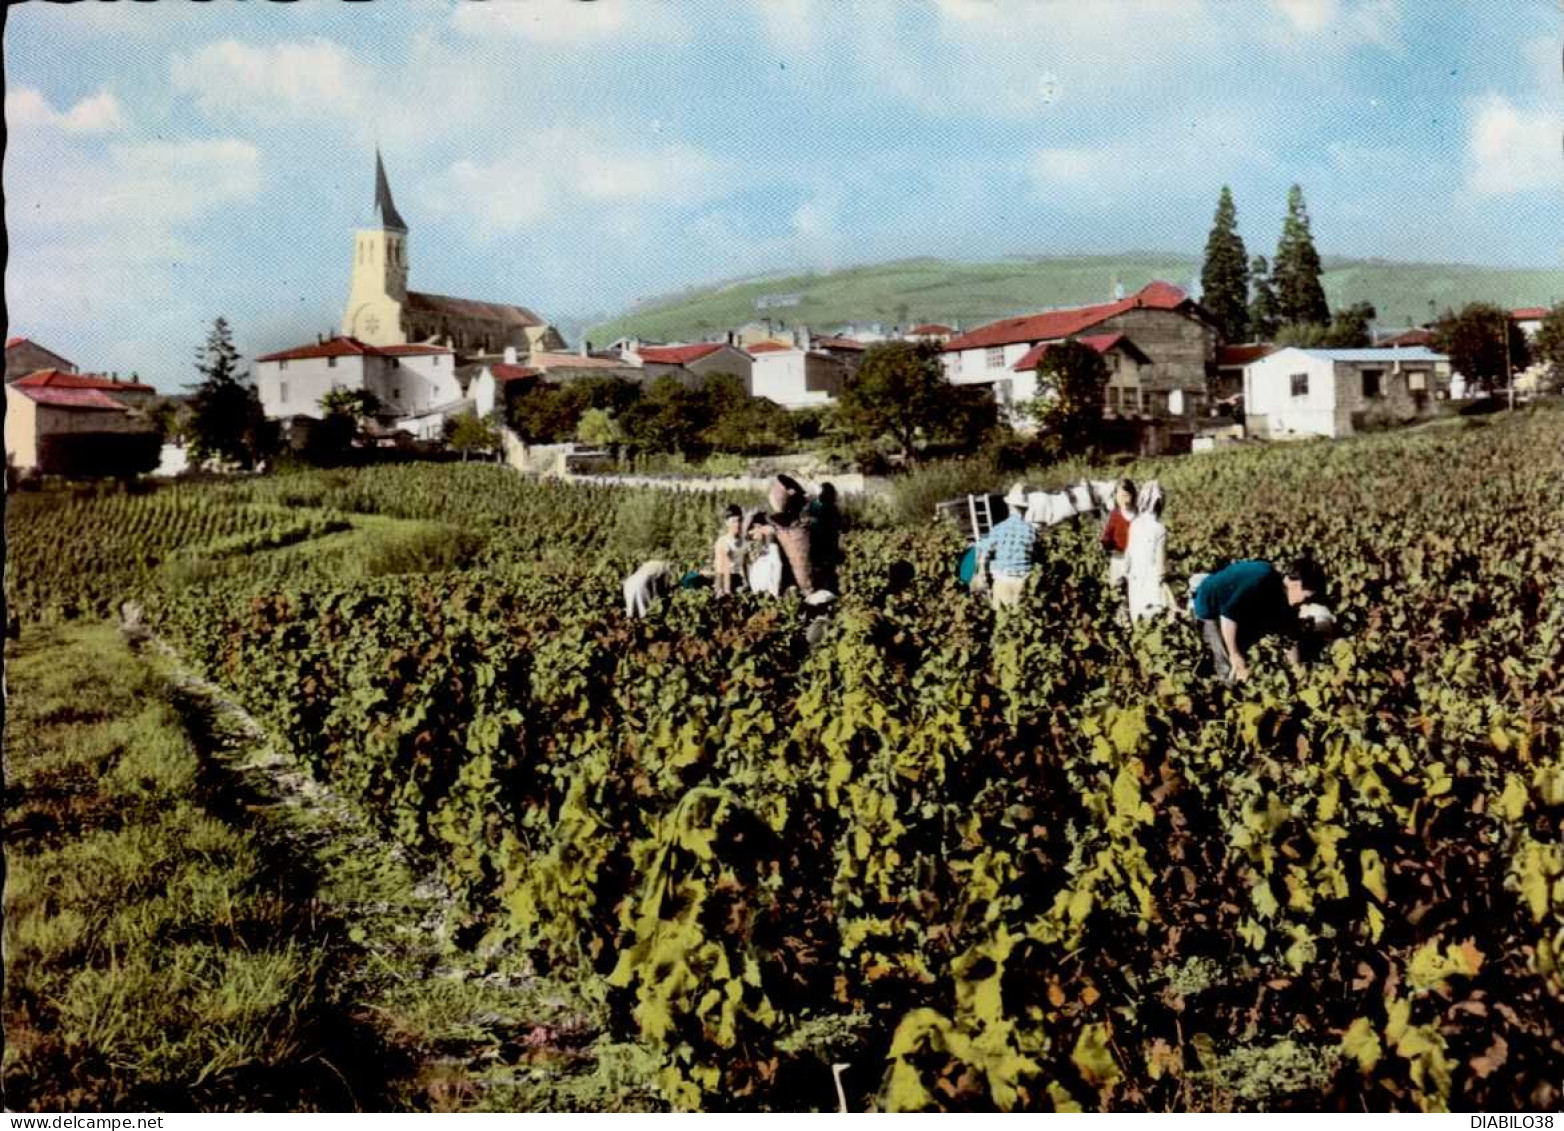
[2,623,653,1112]
[586,254,1564,344]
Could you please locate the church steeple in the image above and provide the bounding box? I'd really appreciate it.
[344,150,410,344]
[374,147,408,233]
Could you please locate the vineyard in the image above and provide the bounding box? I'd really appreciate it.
[6,408,1564,1111]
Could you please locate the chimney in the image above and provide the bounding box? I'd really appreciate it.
[503,345,518,365]
[579,339,590,358]
[794,324,810,349]
[726,330,735,346]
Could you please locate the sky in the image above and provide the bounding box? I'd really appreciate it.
[5,0,1562,391]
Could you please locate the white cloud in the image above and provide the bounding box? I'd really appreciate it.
[5,88,128,134]
[450,0,685,44]
[1269,0,1401,49]
[170,38,366,121]
[755,0,819,55]
[421,127,735,236]
[1466,93,1562,196]
[1027,147,1111,187]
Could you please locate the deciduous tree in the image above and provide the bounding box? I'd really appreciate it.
[1432,303,1532,396]
[836,340,949,459]
[1020,338,1110,455]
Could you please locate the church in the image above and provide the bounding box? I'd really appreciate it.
[341,152,567,357]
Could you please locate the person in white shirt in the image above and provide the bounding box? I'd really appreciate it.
[744,513,785,598]
[1124,480,1171,623]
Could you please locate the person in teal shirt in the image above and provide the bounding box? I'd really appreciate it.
[1193,558,1326,682]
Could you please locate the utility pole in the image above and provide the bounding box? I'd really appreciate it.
[1502,309,1515,411]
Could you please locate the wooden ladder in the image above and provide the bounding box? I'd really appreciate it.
[968,492,996,543]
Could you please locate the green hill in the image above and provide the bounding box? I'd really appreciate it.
[587,254,1564,344]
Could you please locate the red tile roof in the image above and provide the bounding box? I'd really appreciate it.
[13,385,132,411]
[1215,343,1279,367]
[910,323,952,335]
[746,342,794,354]
[1512,307,1548,321]
[489,363,541,383]
[13,368,155,393]
[813,336,868,351]
[256,337,376,363]
[6,337,28,349]
[1012,333,1133,371]
[637,343,727,365]
[944,281,1194,352]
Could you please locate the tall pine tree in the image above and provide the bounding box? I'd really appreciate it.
[187,317,273,469]
[1249,255,1280,339]
[1272,184,1331,328]
[1199,186,1250,342]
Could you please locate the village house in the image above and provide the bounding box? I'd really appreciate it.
[254,336,458,421]
[6,337,78,382]
[340,151,567,357]
[1242,346,1449,439]
[748,341,847,409]
[620,341,754,388]
[907,323,954,344]
[941,281,1217,424]
[6,370,159,474]
[811,335,869,372]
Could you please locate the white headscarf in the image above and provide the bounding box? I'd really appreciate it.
[1136,480,1165,517]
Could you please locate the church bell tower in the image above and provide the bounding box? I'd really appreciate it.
[343,149,410,345]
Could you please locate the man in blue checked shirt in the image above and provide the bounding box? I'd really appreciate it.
[973,482,1037,609]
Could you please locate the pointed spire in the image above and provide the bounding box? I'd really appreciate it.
[374,148,408,233]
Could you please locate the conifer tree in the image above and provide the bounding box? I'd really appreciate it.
[1199,186,1250,342]
[1272,184,1331,328]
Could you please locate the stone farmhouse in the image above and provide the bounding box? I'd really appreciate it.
[6,369,158,473]
[940,281,1218,423]
[6,337,78,382]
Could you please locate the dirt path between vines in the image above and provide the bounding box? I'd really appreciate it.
[122,615,658,1111]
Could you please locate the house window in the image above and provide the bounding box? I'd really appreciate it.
[393,388,402,403]
[986,346,1005,370]
[1290,372,1309,397]
[279,381,289,403]
[1361,369,1383,399]
[278,359,288,371]
[328,356,338,368]
[1408,370,1428,392]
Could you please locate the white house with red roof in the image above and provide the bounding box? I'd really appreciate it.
[908,323,953,344]
[254,336,458,421]
[6,370,159,473]
[748,342,848,409]
[941,281,1217,423]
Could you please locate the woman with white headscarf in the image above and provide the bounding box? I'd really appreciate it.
[1125,479,1172,623]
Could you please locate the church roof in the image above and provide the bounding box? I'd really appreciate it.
[374,149,408,233]
[404,291,546,329]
